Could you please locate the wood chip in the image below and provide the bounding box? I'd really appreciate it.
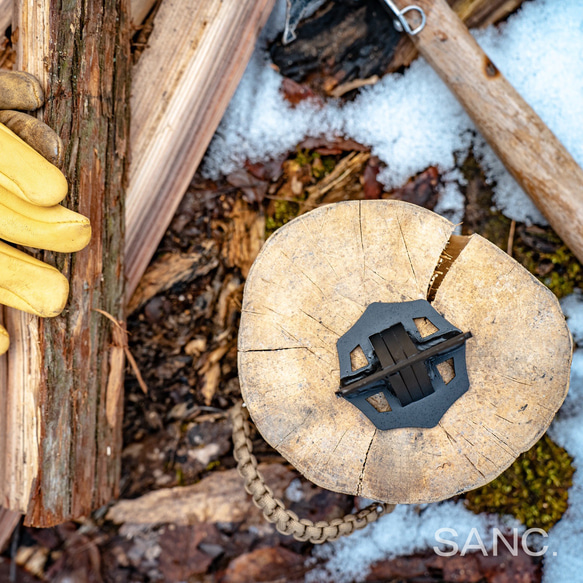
[106,464,295,525]
[223,199,265,278]
[128,241,219,314]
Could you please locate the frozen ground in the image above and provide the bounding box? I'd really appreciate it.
[204,0,583,227]
[204,0,583,580]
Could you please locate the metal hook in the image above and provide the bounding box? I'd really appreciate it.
[382,0,426,36]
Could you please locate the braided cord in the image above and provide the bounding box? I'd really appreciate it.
[231,401,395,544]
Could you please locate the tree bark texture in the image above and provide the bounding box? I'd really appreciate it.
[0,0,130,527]
[270,0,524,96]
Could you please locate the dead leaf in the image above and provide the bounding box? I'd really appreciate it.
[158,524,218,581]
[245,158,285,183]
[220,547,307,583]
[362,155,383,199]
[387,166,440,209]
[281,77,321,106]
[226,169,269,204]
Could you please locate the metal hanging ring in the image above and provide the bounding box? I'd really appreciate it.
[382,1,427,36]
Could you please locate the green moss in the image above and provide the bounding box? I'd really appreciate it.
[264,148,341,237]
[265,199,301,237]
[206,460,220,472]
[511,229,582,299]
[294,148,312,167]
[459,153,583,299]
[465,435,575,530]
[294,149,336,179]
[175,466,185,486]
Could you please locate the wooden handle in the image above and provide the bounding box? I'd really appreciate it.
[395,0,583,263]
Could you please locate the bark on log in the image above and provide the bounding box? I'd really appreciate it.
[238,201,572,503]
[271,0,524,96]
[0,0,155,39]
[125,0,276,298]
[0,0,130,526]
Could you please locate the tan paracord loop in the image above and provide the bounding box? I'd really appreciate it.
[230,401,395,544]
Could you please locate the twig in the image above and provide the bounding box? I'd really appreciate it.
[94,309,148,394]
[507,219,516,257]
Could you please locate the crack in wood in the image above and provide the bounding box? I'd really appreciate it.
[396,214,419,295]
[299,308,341,337]
[300,217,339,279]
[426,232,469,301]
[323,427,350,470]
[463,453,486,479]
[279,249,327,297]
[481,425,518,458]
[357,429,376,496]
[274,410,315,449]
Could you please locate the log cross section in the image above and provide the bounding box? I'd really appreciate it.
[238,201,572,504]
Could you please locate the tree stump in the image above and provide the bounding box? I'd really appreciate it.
[238,200,572,503]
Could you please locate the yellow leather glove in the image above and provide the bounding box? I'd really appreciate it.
[0,70,91,354]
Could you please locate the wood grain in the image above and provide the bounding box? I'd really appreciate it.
[0,0,131,526]
[0,0,9,37]
[450,0,524,28]
[393,0,583,265]
[130,0,156,25]
[0,507,19,552]
[125,0,275,297]
[238,201,571,503]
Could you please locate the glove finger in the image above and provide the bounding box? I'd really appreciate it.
[0,122,67,207]
[0,71,44,111]
[0,324,9,355]
[0,184,91,253]
[0,111,63,167]
[0,240,69,318]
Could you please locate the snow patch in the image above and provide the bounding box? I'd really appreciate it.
[308,503,523,583]
[203,0,583,226]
